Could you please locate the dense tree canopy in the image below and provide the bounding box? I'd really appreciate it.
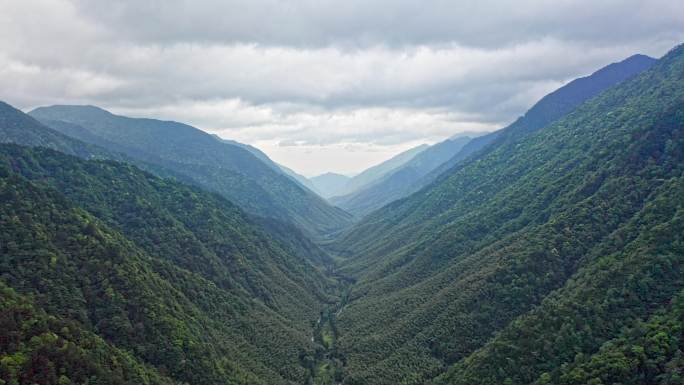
[0,144,340,385]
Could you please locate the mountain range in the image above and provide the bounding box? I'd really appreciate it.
[28,105,352,239]
[330,134,479,217]
[309,144,431,201]
[329,53,657,219]
[1,43,683,385]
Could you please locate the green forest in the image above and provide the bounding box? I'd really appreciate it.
[0,144,347,385]
[0,26,683,385]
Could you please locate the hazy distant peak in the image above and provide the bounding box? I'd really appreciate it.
[310,172,352,199]
[449,131,490,140]
[314,172,352,179]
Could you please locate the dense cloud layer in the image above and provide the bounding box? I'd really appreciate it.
[69,0,684,48]
[1,0,683,175]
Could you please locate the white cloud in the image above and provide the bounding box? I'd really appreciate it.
[67,0,684,48]
[1,0,683,175]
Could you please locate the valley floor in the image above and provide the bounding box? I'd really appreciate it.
[309,271,353,385]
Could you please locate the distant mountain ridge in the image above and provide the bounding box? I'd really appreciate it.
[29,105,352,238]
[310,172,352,199]
[0,101,112,160]
[330,134,482,217]
[307,143,432,201]
[339,143,430,196]
[213,134,320,194]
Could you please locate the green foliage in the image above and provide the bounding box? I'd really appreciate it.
[0,282,177,385]
[0,144,341,384]
[549,289,684,385]
[433,177,684,385]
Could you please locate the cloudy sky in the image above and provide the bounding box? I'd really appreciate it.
[2,0,683,176]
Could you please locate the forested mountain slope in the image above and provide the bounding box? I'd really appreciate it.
[330,55,655,220]
[28,106,352,238]
[331,45,684,385]
[331,136,474,217]
[215,135,320,194]
[404,54,658,214]
[0,281,179,385]
[0,101,114,160]
[334,53,657,258]
[2,34,680,385]
[0,102,190,184]
[0,144,338,385]
[278,164,320,195]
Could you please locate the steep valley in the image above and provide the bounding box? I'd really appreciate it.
[1,39,683,385]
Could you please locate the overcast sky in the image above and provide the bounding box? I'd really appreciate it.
[2,0,683,176]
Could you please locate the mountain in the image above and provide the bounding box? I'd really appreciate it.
[340,144,429,196]
[309,143,429,202]
[0,101,113,160]
[332,54,657,220]
[28,106,352,238]
[2,36,679,385]
[279,164,321,193]
[214,134,320,194]
[424,53,658,191]
[330,136,476,217]
[310,172,352,199]
[0,143,339,385]
[329,46,682,385]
